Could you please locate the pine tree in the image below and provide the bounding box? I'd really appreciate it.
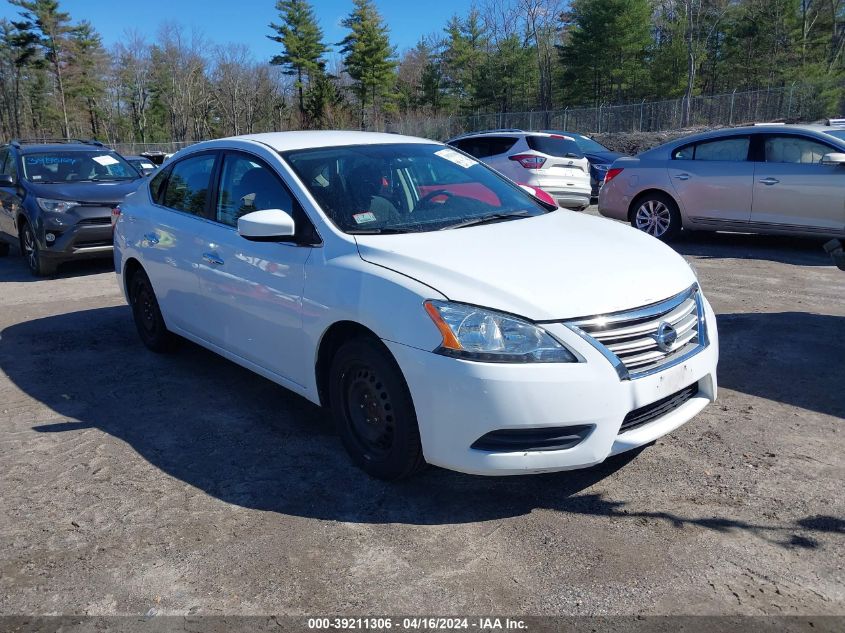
[338,0,396,128]
[67,20,106,137]
[268,0,328,116]
[10,0,75,138]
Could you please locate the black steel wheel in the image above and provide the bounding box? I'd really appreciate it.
[329,338,425,480]
[129,269,176,353]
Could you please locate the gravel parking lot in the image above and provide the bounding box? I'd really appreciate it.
[0,209,843,617]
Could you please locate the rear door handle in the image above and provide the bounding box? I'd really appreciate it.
[202,252,224,266]
[674,173,690,180]
[759,177,780,185]
[143,232,159,245]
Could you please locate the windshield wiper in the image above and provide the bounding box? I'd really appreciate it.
[439,211,534,230]
[347,227,410,235]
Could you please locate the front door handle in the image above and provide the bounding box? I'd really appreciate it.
[759,177,780,185]
[143,232,159,245]
[202,252,224,266]
[674,173,690,181]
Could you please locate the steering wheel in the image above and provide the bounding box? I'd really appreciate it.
[417,189,456,209]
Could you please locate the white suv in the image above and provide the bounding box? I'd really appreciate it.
[114,131,718,480]
[447,130,592,210]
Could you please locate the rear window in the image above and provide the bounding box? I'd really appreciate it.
[449,137,518,158]
[526,135,583,158]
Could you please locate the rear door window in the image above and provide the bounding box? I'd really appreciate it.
[673,137,750,161]
[162,153,216,217]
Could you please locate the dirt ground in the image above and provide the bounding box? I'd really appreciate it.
[0,211,843,618]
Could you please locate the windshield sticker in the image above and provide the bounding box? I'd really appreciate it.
[435,148,477,168]
[26,157,77,165]
[92,155,119,166]
[353,212,377,224]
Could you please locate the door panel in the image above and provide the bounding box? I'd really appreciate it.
[195,226,311,386]
[750,135,845,234]
[668,136,754,226]
[137,152,217,335]
[194,151,312,386]
[0,150,22,239]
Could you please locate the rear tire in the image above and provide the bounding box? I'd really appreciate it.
[329,338,425,480]
[630,192,682,241]
[20,222,57,276]
[129,268,177,353]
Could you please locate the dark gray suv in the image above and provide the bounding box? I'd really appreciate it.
[0,139,143,275]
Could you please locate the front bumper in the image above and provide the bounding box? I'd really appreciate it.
[35,206,114,261]
[387,299,719,475]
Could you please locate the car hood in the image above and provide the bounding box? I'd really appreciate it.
[24,179,143,204]
[354,211,697,321]
[584,151,625,165]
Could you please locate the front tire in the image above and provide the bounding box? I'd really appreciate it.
[129,269,177,353]
[20,222,57,276]
[329,338,425,480]
[631,193,682,241]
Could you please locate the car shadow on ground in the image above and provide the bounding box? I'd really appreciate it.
[716,311,845,418]
[672,231,833,267]
[0,306,839,543]
[0,245,114,281]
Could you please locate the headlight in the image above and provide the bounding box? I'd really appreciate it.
[37,198,80,213]
[424,300,578,363]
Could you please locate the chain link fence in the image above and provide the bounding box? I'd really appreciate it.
[100,83,832,154]
[385,83,830,140]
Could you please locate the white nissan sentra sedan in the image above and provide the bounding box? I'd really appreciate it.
[114,131,719,480]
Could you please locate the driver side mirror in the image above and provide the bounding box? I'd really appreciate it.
[821,152,845,166]
[238,209,296,241]
[0,174,14,187]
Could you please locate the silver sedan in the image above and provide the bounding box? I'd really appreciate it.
[598,124,845,241]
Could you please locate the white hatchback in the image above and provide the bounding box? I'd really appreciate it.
[114,131,719,479]
[447,130,592,210]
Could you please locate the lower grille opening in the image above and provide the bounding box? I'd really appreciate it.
[471,424,594,453]
[620,384,699,434]
[74,239,113,249]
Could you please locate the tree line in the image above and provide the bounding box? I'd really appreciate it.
[1,0,843,144]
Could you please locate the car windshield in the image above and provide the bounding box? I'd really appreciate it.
[822,129,845,143]
[22,150,139,183]
[129,159,155,171]
[283,143,549,234]
[571,135,611,153]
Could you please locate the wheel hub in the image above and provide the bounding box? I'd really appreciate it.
[345,367,394,457]
[635,201,671,237]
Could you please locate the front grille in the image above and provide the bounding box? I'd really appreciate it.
[620,384,699,433]
[567,285,707,379]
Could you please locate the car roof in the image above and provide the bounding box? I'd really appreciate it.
[446,130,575,143]
[15,143,115,154]
[190,131,437,153]
[638,123,845,156]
